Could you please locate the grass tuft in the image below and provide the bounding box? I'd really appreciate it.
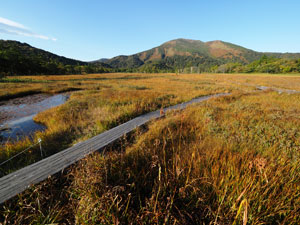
[0,73,300,224]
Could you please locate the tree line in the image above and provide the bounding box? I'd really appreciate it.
[1,39,300,76]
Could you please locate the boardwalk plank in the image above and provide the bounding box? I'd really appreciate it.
[0,93,227,204]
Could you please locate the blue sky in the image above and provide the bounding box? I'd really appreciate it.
[1,0,300,61]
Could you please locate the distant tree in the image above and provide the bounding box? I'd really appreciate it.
[0,72,6,80]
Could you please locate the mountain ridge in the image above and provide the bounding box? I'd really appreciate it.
[104,38,300,71]
[0,40,110,75]
[1,38,300,75]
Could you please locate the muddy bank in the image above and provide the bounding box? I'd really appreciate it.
[0,94,52,123]
[0,93,69,143]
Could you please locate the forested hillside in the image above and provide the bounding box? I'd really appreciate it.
[212,55,300,73]
[0,40,111,76]
[1,39,300,76]
[102,39,300,73]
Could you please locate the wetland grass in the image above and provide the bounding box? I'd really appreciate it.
[1,73,300,224]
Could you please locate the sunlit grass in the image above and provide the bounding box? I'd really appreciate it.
[0,73,229,173]
[1,73,300,224]
[69,91,300,224]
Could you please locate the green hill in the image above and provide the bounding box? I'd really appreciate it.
[1,39,300,75]
[105,38,300,72]
[0,40,110,76]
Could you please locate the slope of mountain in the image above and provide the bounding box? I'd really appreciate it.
[106,39,256,69]
[1,39,299,76]
[105,38,300,71]
[0,40,110,75]
[90,58,109,63]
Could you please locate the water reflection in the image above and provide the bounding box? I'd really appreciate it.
[0,94,68,143]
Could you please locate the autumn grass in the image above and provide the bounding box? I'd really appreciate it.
[1,73,299,101]
[1,73,300,224]
[0,73,229,174]
[65,91,299,224]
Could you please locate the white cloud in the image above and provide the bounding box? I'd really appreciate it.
[0,17,28,29]
[0,16,57,41]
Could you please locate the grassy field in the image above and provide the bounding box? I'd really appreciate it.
[0,73,300,224]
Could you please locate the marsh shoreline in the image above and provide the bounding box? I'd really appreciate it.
[0,93,69,143]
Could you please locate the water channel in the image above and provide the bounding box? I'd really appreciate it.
[0,94,68,144]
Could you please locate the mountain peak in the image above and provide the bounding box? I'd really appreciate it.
[206,40,223,44]
[162,38,204,46]
[104,38,300,71]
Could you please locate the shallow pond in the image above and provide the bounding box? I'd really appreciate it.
[0,94,68,144]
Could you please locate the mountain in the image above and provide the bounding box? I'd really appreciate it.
[0,40,110,76]
[105,38,300,72]
[92,58,109,63]
[1,39,299,76]
[96,58,109,63]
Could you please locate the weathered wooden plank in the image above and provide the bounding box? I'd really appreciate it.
[0,93,228,204]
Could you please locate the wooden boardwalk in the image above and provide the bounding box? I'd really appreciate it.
[0,93,227,204]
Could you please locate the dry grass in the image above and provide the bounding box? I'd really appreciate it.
[1,73,300,224]
[1,73,230,173]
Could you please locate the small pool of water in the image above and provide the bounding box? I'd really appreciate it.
[0,94,68,144]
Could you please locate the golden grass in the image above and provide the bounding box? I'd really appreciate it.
[1,73,231,173]
[68,91,300,224]
[1,73,300,224]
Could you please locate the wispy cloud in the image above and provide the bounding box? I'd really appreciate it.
[0,17,57,41]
